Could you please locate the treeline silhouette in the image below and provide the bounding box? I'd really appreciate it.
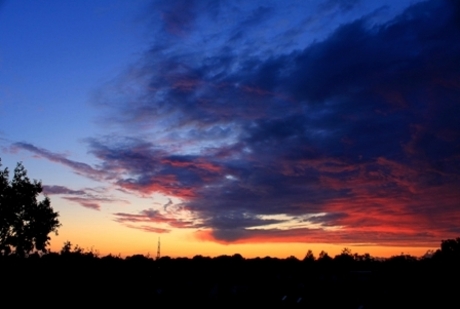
[1,238,459,308]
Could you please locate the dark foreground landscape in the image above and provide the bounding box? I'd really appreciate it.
[1,239,459,308]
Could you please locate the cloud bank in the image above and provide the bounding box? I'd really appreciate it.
[20,0,460,246]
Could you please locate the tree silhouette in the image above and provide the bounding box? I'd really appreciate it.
[440,238,460,256]
[433,237,460,262]
[318,250,332,262]
[341,247,352,256]
[0,160,60,256]
[303,249,315,262]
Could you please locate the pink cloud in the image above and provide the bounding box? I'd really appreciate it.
[63,197,101,211]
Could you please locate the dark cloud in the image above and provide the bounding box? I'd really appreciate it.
[93,0,460,245]
[86,137,224,198]
[305,212,349,226]
[204,212,285,230]
[29,1,460,245]
[196,226,441,247]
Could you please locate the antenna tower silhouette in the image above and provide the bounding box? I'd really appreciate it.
[156,237,161,260]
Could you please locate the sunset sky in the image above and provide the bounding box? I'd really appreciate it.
[1,0,459,258]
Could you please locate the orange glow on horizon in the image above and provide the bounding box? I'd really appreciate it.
[48,224,439,260]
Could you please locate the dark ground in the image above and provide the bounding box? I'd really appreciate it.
[1,252,458,308]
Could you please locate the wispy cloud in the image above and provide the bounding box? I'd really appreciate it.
[114,207,201,229]
[12,142,105,180]
[125,224,170,234]
[62,197,102,211]
[43,185,86,195]
[43,184,127,211]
